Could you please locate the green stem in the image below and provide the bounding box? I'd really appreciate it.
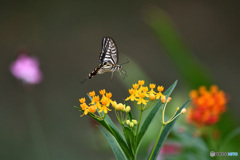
[134,107,144,159]
[133,101,141,110]
[149,124,165,160]
[143,100,156,111]
[162,103,167,124]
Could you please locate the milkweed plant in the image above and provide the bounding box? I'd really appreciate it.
[75,80,190,160]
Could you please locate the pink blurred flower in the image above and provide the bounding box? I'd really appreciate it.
[159,142,182,155]
[155,142,182,160]
[10,54,43,85]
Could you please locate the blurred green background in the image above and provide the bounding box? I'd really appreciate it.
[0,0,240,159]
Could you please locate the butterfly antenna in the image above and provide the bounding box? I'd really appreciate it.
[81,78,88,84]
[120,59,129,65]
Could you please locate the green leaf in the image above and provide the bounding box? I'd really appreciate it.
[147,99,190,160]
[136,80,178,149]
[86,94,133,159]
[123,126,135,154]
[144,6,213,88]
[87,94,125,140]
[98,126,127,160]
[74,105,81,110]
[219,127,240,151]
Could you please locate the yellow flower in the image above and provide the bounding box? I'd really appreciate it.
[138,80,145,86]
[80,103,88,110]
[126,88,137,101]
[149,83,156,95]
[99,89,106,95]
[157,86,164,92]
[99,105,111,114]
[106,92,113,106]
[156,86,164,99]
[90,95,101,109]
[80,103,89,117]
[101,96,110,106]
[149,83,156,89]
[133,83,139,90]
[79,98,86,104]
[106,92,112,99]
[142,86,148,93]
[90,95,99,104]
[137,92,148,105]
[89,91,95,97]
[81,108,89,117]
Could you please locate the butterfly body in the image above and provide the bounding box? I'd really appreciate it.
[82,37,127,83]
[88,63,122,79]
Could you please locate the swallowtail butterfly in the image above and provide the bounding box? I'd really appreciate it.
[81,37,128,83]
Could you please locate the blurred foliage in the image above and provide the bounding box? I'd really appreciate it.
[144,6,213,89]
[139,5,240,160]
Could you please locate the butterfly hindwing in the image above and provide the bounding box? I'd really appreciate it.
[88,62,113,79]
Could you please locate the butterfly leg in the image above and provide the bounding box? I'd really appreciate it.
[111,71,114,81]
[121,68,128,80]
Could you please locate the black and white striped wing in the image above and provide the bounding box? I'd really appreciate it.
[99,37,118,65]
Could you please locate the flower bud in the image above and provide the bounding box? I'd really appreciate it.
[161,96,166,103]
[111,101,117,109]
[132,119,138,125]
[126,120,130,125]
[181,108,187,114]
[118,103,125,111]
[149,94,155,101]
[167,97,172,103]
[129,122,134,127]
[125,106,131,113]
[89,105,96,113]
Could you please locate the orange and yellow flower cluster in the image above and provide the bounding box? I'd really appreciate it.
[125,80,169,110]
[79,89,112,116]
[187,85,227,126]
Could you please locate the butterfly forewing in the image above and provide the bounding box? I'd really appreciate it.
[99,37,118,65]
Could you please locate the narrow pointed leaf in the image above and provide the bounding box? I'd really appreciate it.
[137,80,178,148]
[86,94,133,159]
[87,94,125,140]
[123,126,136,154]
[98,126,127,160]
[147,99,190,160]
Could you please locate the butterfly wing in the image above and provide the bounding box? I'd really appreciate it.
[99,37,118,65]
[88,62,113,79]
